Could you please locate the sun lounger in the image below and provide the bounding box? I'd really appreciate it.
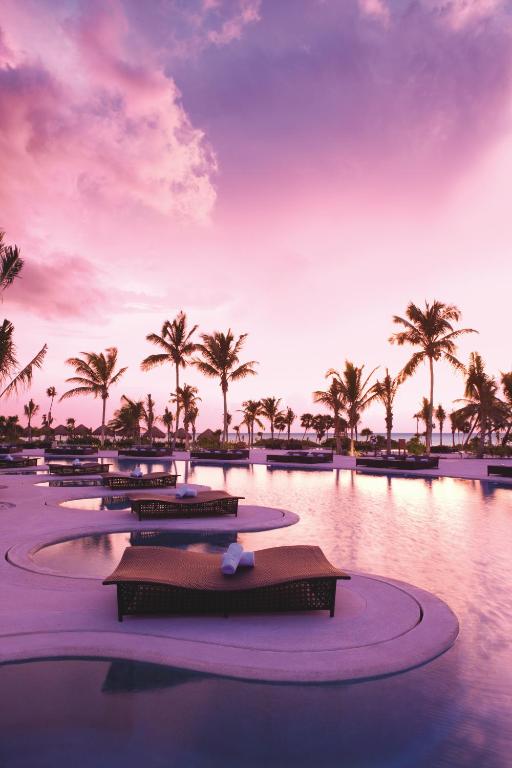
[0,456,38,469]
[130,490,243,520]
[267,452,333,464]
[48,462,111,475]
[118,449,172,458]
[356,457,439,470]
[102,471,178,490]
[103,544,350,621]
[487,464,512,478]
[190,449,249,461]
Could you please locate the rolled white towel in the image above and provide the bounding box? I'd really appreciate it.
[131,467,143,478]
[176,485,197,498]
[221,543,243,575]
[73,458,81,466]
[239,550,255,567]
[6,454,14,461]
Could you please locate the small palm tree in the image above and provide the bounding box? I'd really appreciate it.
[60,348,127,446]
[259,397,283,441]
[283,407,296,442]
[372,369,401,455]
[274,413,286,439]
[312,414,328,443]
[326,361,378,455]
[23,398,39,443]
[161,407,174,447]
[313,378,346,454]
[435,404,446,446]
[193,330,257,443]
[141,312,197,452]
[66,417,76,439]
[187,405,199,444]
[239,400,263,446]
[390,301,476,454]
[110,396,144,445]
[46,386,57,425]
[143,394,156,445]
[360,427,373,442]
[300,413,313,442]
[171,384,201,450]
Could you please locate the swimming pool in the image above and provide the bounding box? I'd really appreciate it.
[2,462,512,766]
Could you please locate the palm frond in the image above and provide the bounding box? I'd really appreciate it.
[0,344,47,398]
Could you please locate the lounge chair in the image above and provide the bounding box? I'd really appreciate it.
[102,471,178,490]
[103,544,350,621]
[267,452,333,464]
[48,462,111,475]
[190,449,250,461]
[487,464,512,478]
[130,490,243,520]
[118,448,172,458]
[0,456,38,469]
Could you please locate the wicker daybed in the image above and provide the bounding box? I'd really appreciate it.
[118,448,172,458]
[356,456,439,470]
[487,464,512,478]
[103,544,350,621]
[0,456,38,470]
[48,462,111,475]
[130,490,243,520]
[267,451,333,465]
[190,449,249,461]
[102,471,178,490]
[45,446,97,457]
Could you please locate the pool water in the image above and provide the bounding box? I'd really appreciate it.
[4,461,512,766]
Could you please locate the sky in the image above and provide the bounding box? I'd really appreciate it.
[1,0,512,433]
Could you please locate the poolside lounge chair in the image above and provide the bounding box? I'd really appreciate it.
[267,451,333,464]
[48,462,111,475]
[118,448,172,458]
[190,449,250,461]
[102,471,178,490]
[103,544,350,621]
[130,490,243,520]
[0,456,38,470]
[487,464,512,478]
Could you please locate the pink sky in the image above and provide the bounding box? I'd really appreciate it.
[2,0,512,433]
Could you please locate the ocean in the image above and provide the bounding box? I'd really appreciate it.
[227,432,458,446]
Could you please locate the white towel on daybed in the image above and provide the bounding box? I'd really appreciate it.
[221,543,244,575]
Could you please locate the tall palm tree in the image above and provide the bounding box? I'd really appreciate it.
[326,361,378,455]
[23,398,39,443]
[454,353,506,457]
[143,394,156,445]
[161,407,174,447]
[193,330,257,442]
[313,378,346,454]
[141,312,198,452]
[171,384,201,450]
[300,413,313,442]
[500,372,512,446]
[312,414,329,443]
[259,397,283,441]
[418,397,435,440]
[283,407,296,442]
[371,369,400,455]
[46,387,57,425]
[109,396,144,445]
[435,404,446,446]
[60,348,127,446]
[239,400,263,446]
[390,301,475,454]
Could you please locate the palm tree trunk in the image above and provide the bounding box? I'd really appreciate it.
[287,423,291,442]
[427,357,434,455]
[452,428,455,448]
[101,396,107,447]
[334,411,341,455]
[349,424,354,456]
[222,385,228,444]
[502,424,512,446]
[386,407,392,456]
[172,367,180,453]
[28,417,32,443]
[440,421,443,446]
[270,420,274,441]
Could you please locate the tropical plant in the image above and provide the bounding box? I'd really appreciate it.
[259,397,283,441]
[371,369,401,455]
[109,396,145,445]
[300,413,313,442]
[143,394,156,445]
[0,414,21,442]
[188,405,199,444]
[500,372,512,445]
[360,427,373,442]
[326,361,378,455]
[161,406,174,446]
[454,353,507,457]
[66,417,76,439]
[283,407,296,442]
[193,330,257,442]
[41,412,53,434]
[390,301,475,454]
[23,398,39,442]
[46,386,57,425]
[141,312,198,452]
[239,400,263,446]
[274,413,286,438]
[171,384,201,450]
[313,377,347,454]
[0,231,24,292]
[60,348,127,446]
[435,404,446,446]
[311,414,329,442]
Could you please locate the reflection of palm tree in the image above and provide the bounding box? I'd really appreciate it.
[141,312,197,452]
[390,301,475,454]
[61,348,127,446]
[193,330,257,442]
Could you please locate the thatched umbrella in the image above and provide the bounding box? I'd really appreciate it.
[92,426,115,437]
[197,428,216,441]
[175,427,190,439]
[143,426,166,440]
[53,424,68,442]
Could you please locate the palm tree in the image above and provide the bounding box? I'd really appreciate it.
[161,407,174,447]
[23,398,39,443]
[193,330,257,442]
[143,394,156,445]
[188,405,199,444]
[60,348,127,446]
[326,361,378,455]
[239,400,263,446]
[274,414,286,439]
[109,396,144,445]
[0,414,21,442]
[46,387,57,425]
[360,427,373,442]
[312,414,328,443]
[435,404,446,446]
[283,407,296,442]
[500,372,512,446]
[313,378,346,454]
[66,417,76,439]
[454,353,507,457]
[390,301,476,454]
[171,384,201,450]
[372,369,401,456]
[41,412,53,435]
[0,232,24,291]
[259,397,283,441]
[300,413,313,442]
[141,312,198,452]
[418,397,435,440]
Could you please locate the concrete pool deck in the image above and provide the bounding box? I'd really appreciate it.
[0,464,462,682]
